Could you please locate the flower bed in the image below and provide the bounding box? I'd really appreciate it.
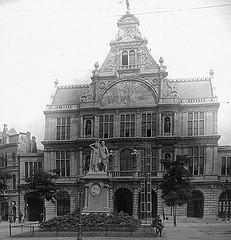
[40,212,140,231]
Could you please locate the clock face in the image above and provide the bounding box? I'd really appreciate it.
[90,184,101,197]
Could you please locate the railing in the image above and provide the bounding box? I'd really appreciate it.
[107,171,158,178]
[118,64,139,70]
[180,97,218,104]
[9,222,39,237]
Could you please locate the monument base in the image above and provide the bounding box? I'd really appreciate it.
[82,171,110,214]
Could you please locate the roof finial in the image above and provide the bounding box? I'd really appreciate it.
[126,0,130,11]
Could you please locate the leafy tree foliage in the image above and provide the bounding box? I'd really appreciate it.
[19,171,58,201]
[160,155,193,226]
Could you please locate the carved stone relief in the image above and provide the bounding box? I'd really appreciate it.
[100,80,156,107]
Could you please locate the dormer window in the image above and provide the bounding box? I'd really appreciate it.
[122,50,128,65]
[121,49,136,66]
[129,50,135,65]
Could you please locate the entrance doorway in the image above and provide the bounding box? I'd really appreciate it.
[1,202,8,221]
[120,149,133,171]
[187,190,204,218]
[27,196,43,221]
[114,188,133,215]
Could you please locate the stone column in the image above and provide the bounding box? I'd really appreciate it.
[158,112,162,135]
[80,115,83,138]
[136,109,141,137]
[94,115,99,138]
[109,186,114,213]
[133,187,139,218]
[173,112,177,135]
[79,148,83,176]
[114,111,120,137]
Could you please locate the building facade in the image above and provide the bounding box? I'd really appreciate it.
[43,11,230,221]
[0,124,43,222]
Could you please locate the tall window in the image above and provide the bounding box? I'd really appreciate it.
[120,114,135,137]
[129,50,135,65]
[99,115,114,138]
[188,112,205,136]
[221,157,231,175]
[188,146,205,175]
[142,113,157,137]
[12,175,16,190]
[56,151,70,177]
[12,153,16,165]
[122,50,128,65]
[25,162,29,179]
[151,148,158,173]
[57,191,70,216]
[56,117,71,140]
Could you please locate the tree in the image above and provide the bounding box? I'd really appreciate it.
[19,171,58,221]
[159,155,193,227]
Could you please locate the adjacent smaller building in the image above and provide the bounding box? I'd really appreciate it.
[0,124,43,222]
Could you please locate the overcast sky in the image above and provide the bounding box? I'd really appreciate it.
[0,0,231,148]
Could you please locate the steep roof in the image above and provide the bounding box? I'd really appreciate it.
[51,85,89,105]
[169,77,213,99]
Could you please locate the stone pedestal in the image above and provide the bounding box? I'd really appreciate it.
[82,171,110,214]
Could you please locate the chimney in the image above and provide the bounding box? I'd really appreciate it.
[31,136,37,153]
[2,124,8,144]
[26,131,31,153]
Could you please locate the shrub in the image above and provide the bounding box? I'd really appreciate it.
[40,211,140,231]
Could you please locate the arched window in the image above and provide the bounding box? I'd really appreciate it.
[122,50,128,66]
[57,191,70,216]
[85,119,92,137]
[164,117,171,134]
[129,50,135,65]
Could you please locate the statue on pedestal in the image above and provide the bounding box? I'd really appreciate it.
[89,139,109,173]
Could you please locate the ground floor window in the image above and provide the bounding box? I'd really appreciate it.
[187,190,204,218]
[57,191,70,216]
[218,190,231,219]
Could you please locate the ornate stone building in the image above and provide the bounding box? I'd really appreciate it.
[43,11,230,221]
[0,124,43,222]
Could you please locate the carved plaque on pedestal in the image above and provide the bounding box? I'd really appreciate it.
[82,172,110,214]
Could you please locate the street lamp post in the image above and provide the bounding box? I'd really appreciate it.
[76,177,84,240]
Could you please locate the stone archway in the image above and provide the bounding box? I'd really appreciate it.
[114,188,133,216]
[187,190,204,218]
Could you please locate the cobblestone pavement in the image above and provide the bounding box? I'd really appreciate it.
[0,221,230,240]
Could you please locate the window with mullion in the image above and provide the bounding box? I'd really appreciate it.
[99,115,114,138]
[120,114,135,137]
[56,117,70,140]
[188,146,205,175]
[56,151,70,177]
[221,157,231,175]
[141,113,157,137]
[188,112,205,136]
